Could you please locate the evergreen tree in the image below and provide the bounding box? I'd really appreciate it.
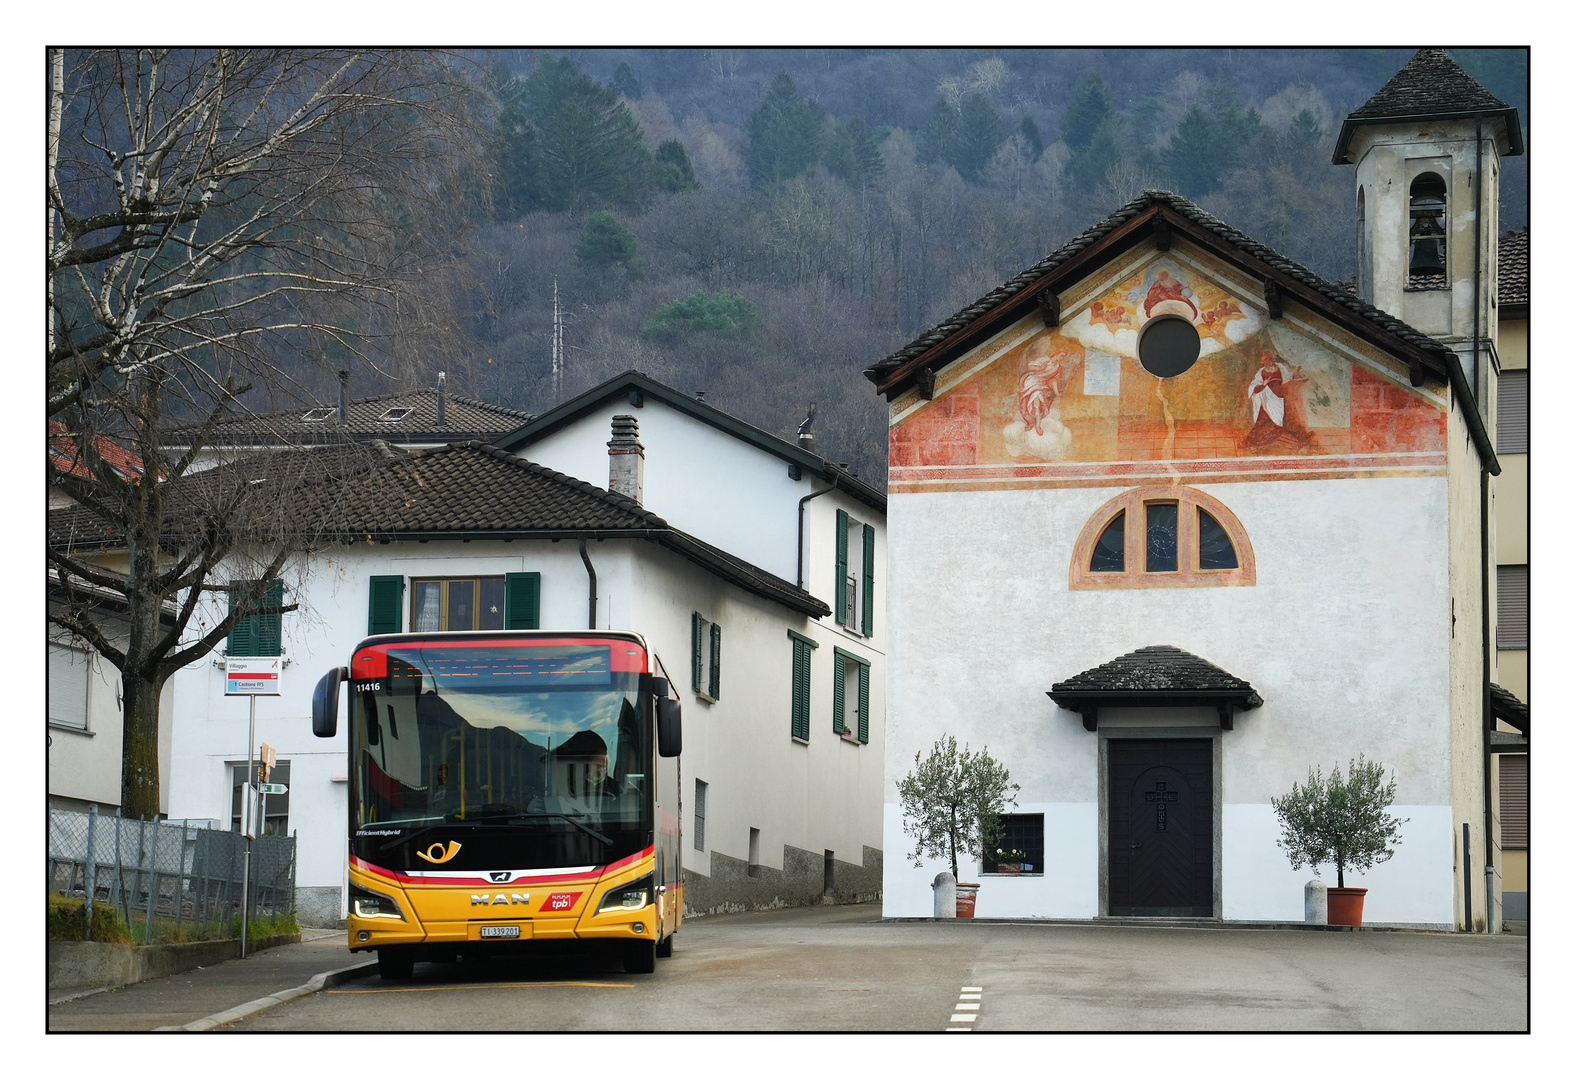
[1066,116,1125,194]
[654,139,700,192]
[576,211,639,271]
[1018,116,1044,162]
[823,115,885,191]
[1161,103,1261,198]
[610,60,642,100]
[493,53,654,216]
[1063,73,1115,152]
[920,93,1007,182]
[745,72,827,187]
[639,291,761,340]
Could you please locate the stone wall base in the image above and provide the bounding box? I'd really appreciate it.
[47,934,298,993]
[295,886,346,929]
[684,845,881,917]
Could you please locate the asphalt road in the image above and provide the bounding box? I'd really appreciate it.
[224,903,1528,1033]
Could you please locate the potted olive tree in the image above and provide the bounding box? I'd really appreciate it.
[897,735,1019,917]
[1271,754,1408,926]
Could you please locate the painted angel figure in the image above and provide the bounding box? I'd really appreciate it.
[1200,299,1246,341]
[1017,342,1072,434]
[1142,270,1198,319]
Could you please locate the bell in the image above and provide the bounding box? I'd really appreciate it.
[1409,237,1446,275]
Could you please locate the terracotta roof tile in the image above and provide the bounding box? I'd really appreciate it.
[1499,227,1528,306]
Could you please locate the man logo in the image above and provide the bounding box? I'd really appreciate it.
[489,871,513,883]
[415,841,462,864]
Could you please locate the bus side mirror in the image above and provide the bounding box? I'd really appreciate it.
[657,697,682,758]
[312,667,347,738]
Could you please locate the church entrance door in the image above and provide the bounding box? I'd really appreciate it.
[1108,739,1214,917]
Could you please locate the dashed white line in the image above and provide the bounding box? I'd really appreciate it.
[948,985,985,1031]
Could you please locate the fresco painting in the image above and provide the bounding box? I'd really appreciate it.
[890,258,1445,475]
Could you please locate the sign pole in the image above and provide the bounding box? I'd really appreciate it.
[242,692,255,959]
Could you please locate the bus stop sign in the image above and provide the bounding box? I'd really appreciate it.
[226,657,282,696]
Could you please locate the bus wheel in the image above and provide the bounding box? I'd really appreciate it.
[623,938,656,974]
[378,948,415,981]
[656,933,673,958]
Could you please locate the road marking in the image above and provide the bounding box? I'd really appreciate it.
[948,985,985,1031]
[330,981,633,994]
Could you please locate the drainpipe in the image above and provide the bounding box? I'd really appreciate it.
[578,539,597,630]
[1473,112,1496,934]
[797,481,837,591]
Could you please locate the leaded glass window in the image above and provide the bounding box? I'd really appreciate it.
[1146,503,1178,573]
[1198,509,1239,570]
[1091,511,1125,572]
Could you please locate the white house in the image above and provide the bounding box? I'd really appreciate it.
[866,50,1522,930]
[163,373,888,925]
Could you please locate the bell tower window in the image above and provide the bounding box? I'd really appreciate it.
[1407,173,1448,287]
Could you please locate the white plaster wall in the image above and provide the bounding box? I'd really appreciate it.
[629,543,885,883]
[517,400,808,583]
[167,539,609,898]
[882,475,1454,923]
[1223,803,1454,926]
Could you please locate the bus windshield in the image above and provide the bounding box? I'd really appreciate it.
[349,639,652,869]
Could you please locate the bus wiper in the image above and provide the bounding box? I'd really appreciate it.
[522,812,614,847]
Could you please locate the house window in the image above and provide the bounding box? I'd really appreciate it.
[788,630,817,741]
[983,813,1044,875]
[832,647,870,744]
[692,611,721,701]
[412,577,507,632]
[694,780,707,851]
[835,508,876,636]
[1497,565,1529,649]
[231,761,291,836]
[1408,173,1448,284]
[227,579,284,656]
[1070,486,1255,589]
[1499,755,1528,849]
[48,643,91,731]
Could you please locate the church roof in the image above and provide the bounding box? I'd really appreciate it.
[1050,645,1263,701]
[866,190,1460,396]
[1332,48,1524,163]
[1499,227,1529,308]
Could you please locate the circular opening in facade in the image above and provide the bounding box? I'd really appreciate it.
[1138,316,1201,378]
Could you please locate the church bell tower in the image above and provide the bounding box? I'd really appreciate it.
[1334,48,1523,398]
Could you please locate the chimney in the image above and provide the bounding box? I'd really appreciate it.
[436,371,447,427]
[796,403,817,451]
[337,370,350,426]
[607,414,644,504]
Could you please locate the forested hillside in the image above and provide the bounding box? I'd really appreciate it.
[300,48,1530,488]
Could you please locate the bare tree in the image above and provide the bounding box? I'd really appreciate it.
[46,49,482,818]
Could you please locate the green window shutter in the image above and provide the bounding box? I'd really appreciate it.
[708,622,722,700]
[832,651,846,734]
[791,640,810,741]
[861,523,876,637]
[504,572,541,630]
[226,581,253,656]
[692,612,704,692]
[368,576,405,635]
[257,580,284,657]
[229,580,282,657]
[857,658,870,744]
[835,509,849,625]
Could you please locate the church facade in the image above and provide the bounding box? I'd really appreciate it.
[868,50,1521,929]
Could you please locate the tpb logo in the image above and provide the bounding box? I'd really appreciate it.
[542,892,582,912]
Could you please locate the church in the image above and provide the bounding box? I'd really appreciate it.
[867,50,1524,929]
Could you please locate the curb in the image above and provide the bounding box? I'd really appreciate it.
[155,959,378,1032]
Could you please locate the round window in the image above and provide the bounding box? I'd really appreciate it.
[1138,316,1201,378]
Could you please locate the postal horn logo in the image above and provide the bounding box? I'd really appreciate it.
[416,841,462,864]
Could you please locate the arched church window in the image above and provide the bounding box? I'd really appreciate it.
[1408,173,1448,285]
[1070,485,1255,589]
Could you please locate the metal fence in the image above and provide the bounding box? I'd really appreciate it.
[47,807,296,942]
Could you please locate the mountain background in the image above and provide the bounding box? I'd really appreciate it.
[285,47,1529,489]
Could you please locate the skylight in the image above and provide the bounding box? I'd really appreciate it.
[378,408,414,423]
[302,408,337,423]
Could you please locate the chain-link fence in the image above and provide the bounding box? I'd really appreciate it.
[47,807,296,943]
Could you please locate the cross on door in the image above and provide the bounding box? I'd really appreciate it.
[1145,781,1178,831]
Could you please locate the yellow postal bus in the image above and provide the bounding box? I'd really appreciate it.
[311,631,683,978]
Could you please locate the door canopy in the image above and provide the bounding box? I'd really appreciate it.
[1048,644,1262,731]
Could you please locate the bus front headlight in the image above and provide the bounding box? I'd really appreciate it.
[597,874,653,913]
[350,883,406,920]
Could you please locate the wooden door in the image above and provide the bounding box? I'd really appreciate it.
[1108,739,1213,917]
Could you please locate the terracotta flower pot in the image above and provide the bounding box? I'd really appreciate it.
[1326,887,1368,926]
[955,883,980,918]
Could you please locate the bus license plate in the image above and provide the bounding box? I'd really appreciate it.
[479,925,520,939]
